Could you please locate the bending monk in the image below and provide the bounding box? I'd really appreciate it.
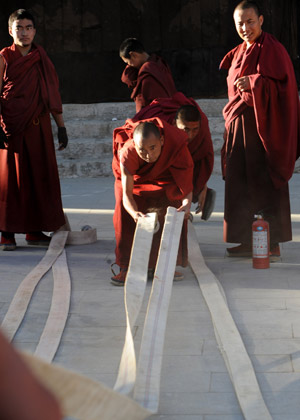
[111,119,193,285]
[0,9,68,251]
[175,103,215,220]
[220,0,300,258]
[133,92,215,219]
[0,329,62,419]
[119,37,177,113]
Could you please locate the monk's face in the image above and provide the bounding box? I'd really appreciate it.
[121,52,144,69]
[233,7,263,47]
[176,118,200,143]
[133,133,164,163]
[9,18,36,48]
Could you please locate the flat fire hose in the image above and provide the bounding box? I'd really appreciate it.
[188,221,272,419]
[22,352,150,420]
[1,211,273,419]
[1,217,152,420]
[114,206,184,414]
[1,209,199,420]
[114,212,157,394]
[133,207,184,412]
[1,225,97,357]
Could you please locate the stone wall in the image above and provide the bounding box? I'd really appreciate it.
[0,0,298,103]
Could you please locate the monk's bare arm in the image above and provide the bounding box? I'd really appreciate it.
[120,164,146,222]
[177,191,192,219]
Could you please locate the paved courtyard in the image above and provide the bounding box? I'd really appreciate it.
[1,173,300,419]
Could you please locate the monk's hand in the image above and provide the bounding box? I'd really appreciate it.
[195,185,207,214]
[234,76,250,92]
[58,127,68,150]
[177,203,191,220]
[132,211,146,222]
[0,127,7,149]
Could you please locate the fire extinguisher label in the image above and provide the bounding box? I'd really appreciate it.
[253,230,268,257]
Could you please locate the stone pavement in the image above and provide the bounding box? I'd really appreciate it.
[1,173,300,419]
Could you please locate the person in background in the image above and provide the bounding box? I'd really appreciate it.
[220,0,300,259]
[0,9,68,251]
[119,37,177,113]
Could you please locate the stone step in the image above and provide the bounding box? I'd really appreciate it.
[56,156,112,178]
[60,99,226,121]
[54,115,224,141]
[208,116,225,135]
[58,137,112,159]
[56,154,223,178]
[53,119,124,139]
[62,102,136,121]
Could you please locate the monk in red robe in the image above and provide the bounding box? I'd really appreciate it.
[0,329,62,419]
[111,119,193,285]
[0,9,68,251]
[132,92,215,219]
[119,38,177,113]
[220,1,300,258]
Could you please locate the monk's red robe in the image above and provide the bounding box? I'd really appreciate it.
[0,43,65,233]
[0,330,62,420]
[121,54,177,113]
[220,32,300,245]
[112,118,193,269]
[132,92,214,202]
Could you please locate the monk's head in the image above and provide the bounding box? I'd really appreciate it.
[133,122,164,163]
[8,9,36,49]
[119,38,149,69]
[175,105,201,143]
[233,1,263,47]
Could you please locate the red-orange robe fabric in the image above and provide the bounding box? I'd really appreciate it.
[0,329,62,420]
[132,92,214,202]
[0,43,65,233]
[220,32,300,245]
[121,54,177,113]
[112,118,193,269]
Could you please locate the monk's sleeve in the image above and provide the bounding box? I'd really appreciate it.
[247,41,300,188]
[139,75,170,109]
[0,330,62,420]
[121,65,139,88]
[168,145,194,200]
[191,117,214,200]
[120,141,140,176]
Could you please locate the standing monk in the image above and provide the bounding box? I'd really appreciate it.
[111,119,193,285]
[0,9,68,251]
[220,0,300,258]
[119,38,177,113]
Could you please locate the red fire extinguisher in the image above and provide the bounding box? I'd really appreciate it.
[252,214,270,269]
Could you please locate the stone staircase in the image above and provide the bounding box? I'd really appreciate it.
[53,99,230,178]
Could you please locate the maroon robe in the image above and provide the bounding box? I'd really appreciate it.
[132,92,214,202]
[220,32,300,245]
[112,118,193,269]
[0,330,62,420]
[0,43,65,233]
[121,54,177,113]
